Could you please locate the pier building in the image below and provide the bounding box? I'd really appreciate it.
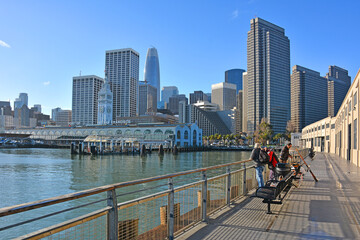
[4,123,203,147]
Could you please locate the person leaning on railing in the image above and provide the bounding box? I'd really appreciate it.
[280,142,293,163]
[250,143,265,187]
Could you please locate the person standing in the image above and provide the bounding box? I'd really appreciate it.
[266,148,279,180]
[250,143,265,187]
[280,142,293,163]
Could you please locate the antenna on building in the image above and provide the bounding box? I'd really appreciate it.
[79,70,82,76]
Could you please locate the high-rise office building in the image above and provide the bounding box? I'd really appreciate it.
[189,91,208,104]
[56,110,72,126]
[205,93,211,103]
[144,47,160,102]
[326,65,351,117]
[161,86,179,105]
[235,90,243,134]
[211,82,237,111]
[72,75,104,125]
[52,107,62,121]
[14,93,28,109]
[97,74,113,125]
[225,69,246,92]
[242,72,248,133]
[168,94,187,115]
[106,48,140,119]
[246,18,290,134]
[33,104,41,113]
[291,65,328,132]
[138,82,157,116]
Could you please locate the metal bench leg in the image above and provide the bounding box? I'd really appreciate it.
[267,202,272,214]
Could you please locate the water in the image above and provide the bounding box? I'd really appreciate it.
[0,148,251,239]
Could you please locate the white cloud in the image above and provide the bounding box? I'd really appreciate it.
[0,40,11,48]
[232,10,239,19]
[43,81,50,86]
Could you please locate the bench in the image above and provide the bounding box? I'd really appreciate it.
[254,170,295,214]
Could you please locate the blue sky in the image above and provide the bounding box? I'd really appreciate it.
[1,0,359,115]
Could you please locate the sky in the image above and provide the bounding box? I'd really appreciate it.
[1,0,360,115]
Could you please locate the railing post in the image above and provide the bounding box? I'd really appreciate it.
[167,178,175,240]
[107,189,118,240]
[243,163,247,195]
[226,166,231,205]
[201,171,207,222]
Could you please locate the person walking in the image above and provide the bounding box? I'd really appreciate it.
[280,142,293,163]
[250,143,265,187]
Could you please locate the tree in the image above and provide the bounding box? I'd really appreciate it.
[273,133,283,145]
[254,118,274,145]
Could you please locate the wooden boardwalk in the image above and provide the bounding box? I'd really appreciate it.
[178,153,360,239]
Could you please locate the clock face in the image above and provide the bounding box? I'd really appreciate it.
[107,106,111,113]
[100,106,105,113]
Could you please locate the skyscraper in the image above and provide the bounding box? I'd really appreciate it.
[33,104,41,113]
[144,47,160,102]
[211,82,237,111]
[242,72,248,133]
[189,91,208,104]
[225,69,246,92]
[246,18,290,134]
[161,86,179,107]
[72,75,103,125]
[14,93,28,109]
[106,48,140,120]
[138,82,157,116]
[235,90,243,134]
[168,94,188,115]
[326,65,351,117]
[291,65,328,132]
[97,74,113,125]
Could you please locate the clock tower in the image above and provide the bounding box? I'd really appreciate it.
[97,73,113,125]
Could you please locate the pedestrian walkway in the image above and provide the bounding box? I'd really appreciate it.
[178,153,360,239]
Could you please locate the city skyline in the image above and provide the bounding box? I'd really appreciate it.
[1,1,360,115]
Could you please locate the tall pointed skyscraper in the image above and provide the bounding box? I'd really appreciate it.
[246,18,290,134]
[144,47,160,102]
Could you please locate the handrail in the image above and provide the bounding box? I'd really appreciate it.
[0,158,253,217]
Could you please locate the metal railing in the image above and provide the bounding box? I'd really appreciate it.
[0,149,308,240]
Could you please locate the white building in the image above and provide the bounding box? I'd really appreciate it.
[72,75,104,126]
[106,48,139,119]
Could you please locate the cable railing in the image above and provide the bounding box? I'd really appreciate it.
[0,149,309,240]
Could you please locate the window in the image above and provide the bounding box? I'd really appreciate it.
[354,92,357,107]
[354,119,357,149]
[326,123,330,128]
[331,124,335,129]
[349,100,352,113]
[326,136,330,140]
[322,125,325,129]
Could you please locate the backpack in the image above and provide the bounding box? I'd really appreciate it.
[259,149,270,164]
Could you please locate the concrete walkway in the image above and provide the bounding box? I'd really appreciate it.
[178,153,360,240]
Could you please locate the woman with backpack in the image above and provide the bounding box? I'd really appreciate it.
[250,143,269,188]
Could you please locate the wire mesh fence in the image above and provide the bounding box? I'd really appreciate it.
[1,150,311,240]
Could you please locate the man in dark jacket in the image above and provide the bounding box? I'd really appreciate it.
[280,143,293,163]
[250,143,265,187]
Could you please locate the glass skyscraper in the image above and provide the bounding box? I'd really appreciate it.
[225,69,246,92]
[144,47,160,102]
